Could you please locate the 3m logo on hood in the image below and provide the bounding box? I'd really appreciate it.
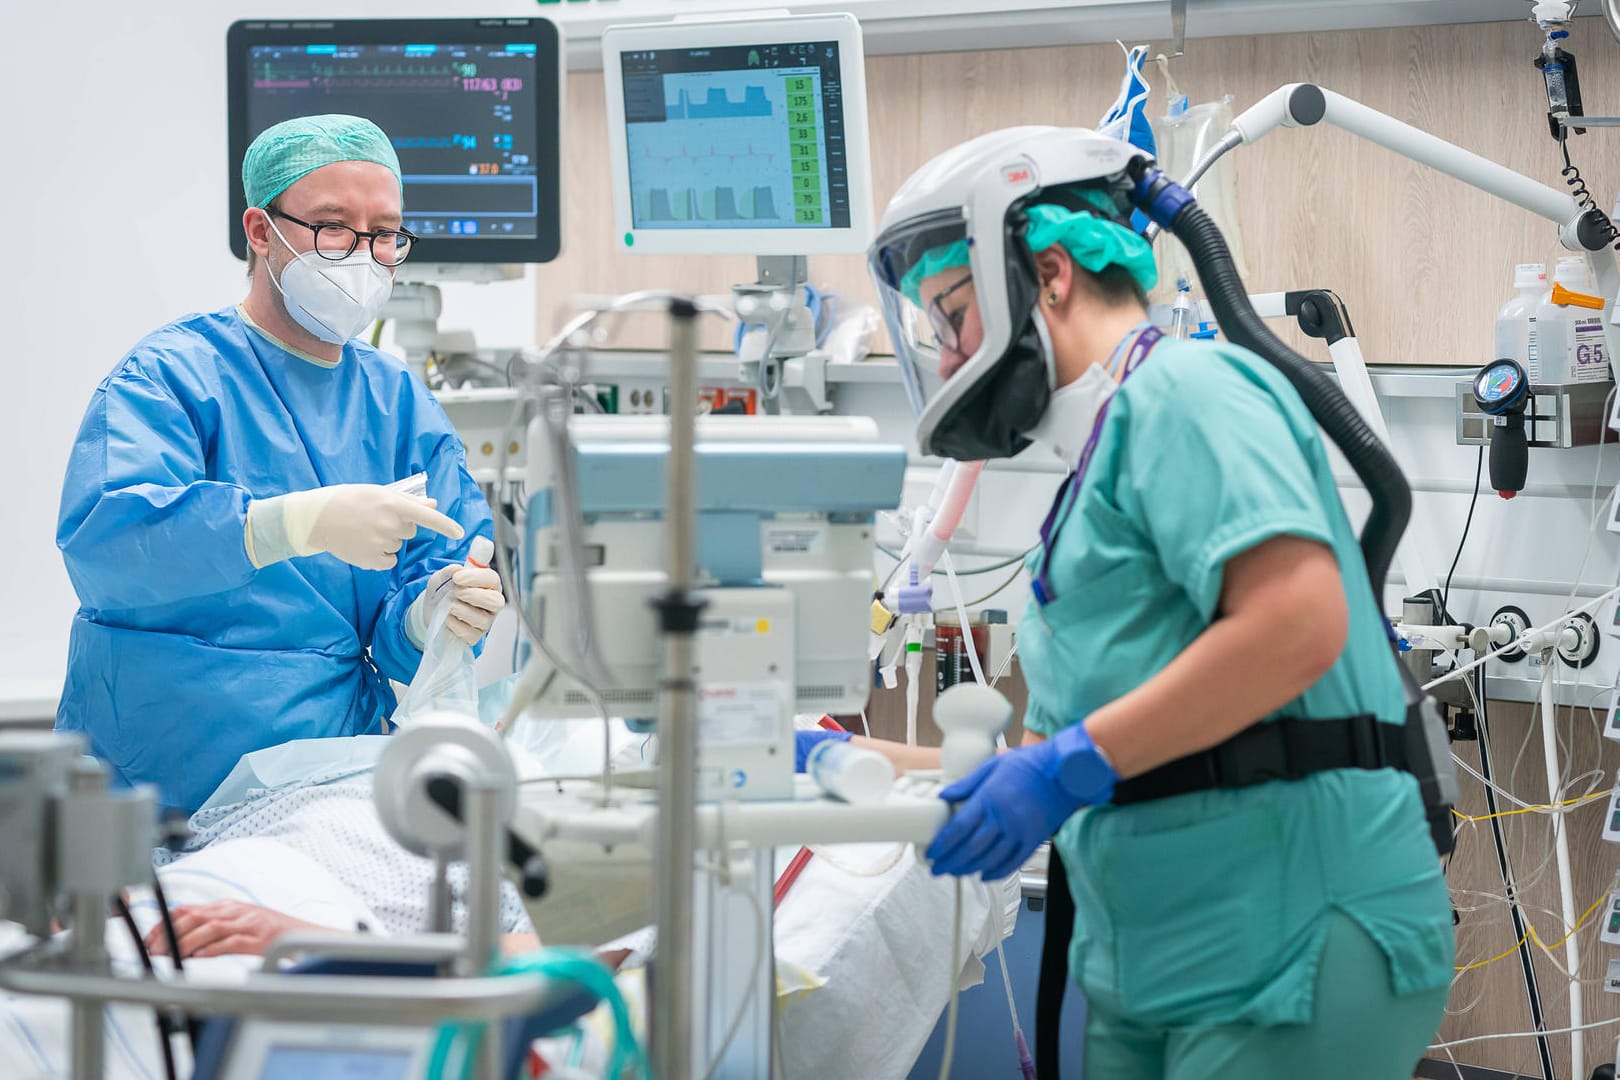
[1002,163,1035,186]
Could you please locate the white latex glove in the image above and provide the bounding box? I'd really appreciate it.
[246,484,464,571]
[408,563,505,648]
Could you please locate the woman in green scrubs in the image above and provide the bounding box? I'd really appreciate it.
[867,126,1454,1078]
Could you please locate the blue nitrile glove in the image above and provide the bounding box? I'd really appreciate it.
[925,723,1117,881]
[795,728,853,772]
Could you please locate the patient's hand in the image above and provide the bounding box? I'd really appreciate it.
[143,900,337,959]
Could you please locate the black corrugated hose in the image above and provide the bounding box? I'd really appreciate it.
[1130,165,1412,600]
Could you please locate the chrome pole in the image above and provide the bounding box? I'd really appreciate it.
[652,297,703,1080]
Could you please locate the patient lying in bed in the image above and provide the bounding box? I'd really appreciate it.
[2,709,1013,1080]
[145,770,545,961]
[145,709,951,963]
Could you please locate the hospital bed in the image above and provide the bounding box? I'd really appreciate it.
[0,719,1013,1080]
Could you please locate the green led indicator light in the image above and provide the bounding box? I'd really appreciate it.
[624,232,634,246]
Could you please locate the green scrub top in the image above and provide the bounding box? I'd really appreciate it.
[1019,335,1454,1029]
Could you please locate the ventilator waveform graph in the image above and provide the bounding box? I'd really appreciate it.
[665,84,773,120]
[626,67,831,230]
[642,186,779,222]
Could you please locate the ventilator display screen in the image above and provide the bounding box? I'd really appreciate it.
[619,43,853,232]
[228,18,562,263]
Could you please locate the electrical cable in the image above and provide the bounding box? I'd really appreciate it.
[1451,790,1608,823]
[1468,666,1556,1080]
[1430,1012,1620,1051]
[149,875,200,1054]
[876,543,1034,577]
[1560,131,1620,249]
[1454,890,1605,973]
[1440,446,1483,623]
[113,894,178,1080]
[933,561,1026,614]
[936,880,963,1080]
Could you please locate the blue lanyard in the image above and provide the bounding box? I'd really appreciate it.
[1031,324,1164,607]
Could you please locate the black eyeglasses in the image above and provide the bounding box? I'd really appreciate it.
[925,273,975,353]
[268,208,418,267]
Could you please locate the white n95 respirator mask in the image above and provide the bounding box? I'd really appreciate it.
[266,218,394,344]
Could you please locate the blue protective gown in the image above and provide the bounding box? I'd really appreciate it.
[56,307,493,813]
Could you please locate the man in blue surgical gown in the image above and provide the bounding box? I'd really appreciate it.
[56,115,504,812]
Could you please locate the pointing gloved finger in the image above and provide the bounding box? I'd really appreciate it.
[398,498,465,541]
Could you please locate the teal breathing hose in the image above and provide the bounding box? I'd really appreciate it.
[429,947,650,1079]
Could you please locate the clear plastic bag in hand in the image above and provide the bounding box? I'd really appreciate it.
[392,537,492,727]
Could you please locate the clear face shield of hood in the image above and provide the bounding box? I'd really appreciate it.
[867,213,976,420]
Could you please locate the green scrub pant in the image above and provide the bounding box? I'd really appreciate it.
[1081,910,1449,1080]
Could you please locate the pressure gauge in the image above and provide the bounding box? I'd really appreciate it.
[1473,358,1528,415]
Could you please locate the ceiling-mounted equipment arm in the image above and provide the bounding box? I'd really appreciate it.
[1148,83,1607,249]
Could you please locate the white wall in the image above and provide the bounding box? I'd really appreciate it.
[0,0,541,714]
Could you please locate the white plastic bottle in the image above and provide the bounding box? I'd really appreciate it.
[807,739,895,804]
[1536,255,1611,384]
[1494,263,1544,370]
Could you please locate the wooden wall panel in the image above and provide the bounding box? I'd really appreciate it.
[1441,697,1620,1074]
[535,17,1620,366]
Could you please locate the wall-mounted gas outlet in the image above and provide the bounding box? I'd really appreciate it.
[1489,605,1531,662]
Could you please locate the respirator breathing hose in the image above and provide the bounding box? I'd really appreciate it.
[1126,164,1466,861]
[1127,162,1412,603]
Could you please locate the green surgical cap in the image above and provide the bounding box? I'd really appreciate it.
[242,114,402,209]
[899,189,1158,305]
[899,239,973,306]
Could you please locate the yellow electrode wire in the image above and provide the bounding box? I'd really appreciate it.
[1450,790,1610,823]
[1454,895,1607,973]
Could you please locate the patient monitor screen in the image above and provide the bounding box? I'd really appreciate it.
[258,1044,413,1080]
[228,19,563,262]
[245,42,542,240]
[620,42,853,231]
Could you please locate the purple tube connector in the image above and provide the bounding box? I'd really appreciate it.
[1016,1030,1036,1080]
[897,563,933,615]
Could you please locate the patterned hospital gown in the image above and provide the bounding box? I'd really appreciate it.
[157,774,533,937]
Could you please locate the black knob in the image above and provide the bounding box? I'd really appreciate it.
[519,853,550,899]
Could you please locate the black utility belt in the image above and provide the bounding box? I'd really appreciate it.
[1111,714,1409,806]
